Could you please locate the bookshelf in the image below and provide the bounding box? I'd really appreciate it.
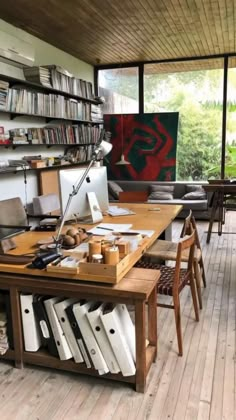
[0,71,104,176]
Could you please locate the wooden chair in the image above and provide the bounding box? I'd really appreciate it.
[0,197,28,227]
[136,230,199,356]
[118,191,148,202]
[143,210,206,310]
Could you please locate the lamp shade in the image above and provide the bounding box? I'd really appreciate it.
[98,140,113,157]
[116,154,131,165]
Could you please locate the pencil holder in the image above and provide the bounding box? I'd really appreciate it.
[104,246,119,265]
[101,240,113,257]
[89,240,102,262]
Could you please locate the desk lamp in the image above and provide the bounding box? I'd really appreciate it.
[54,131,112,252]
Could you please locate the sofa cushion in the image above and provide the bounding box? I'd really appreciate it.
[182,185,206,200]
[186,184,205,193]
[148,185,174,200]
[182,191,207,200]
[108,181,123,200]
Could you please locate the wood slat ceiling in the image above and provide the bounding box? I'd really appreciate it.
[0,0,235,66]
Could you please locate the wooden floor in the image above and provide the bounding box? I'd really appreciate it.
[0,213,235,420]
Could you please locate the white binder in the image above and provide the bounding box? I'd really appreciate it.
[116,304,136,362]
[20,294,41,352]
[44,297,72,361]
[100,303,136,377]
[87,302,120,374]
[54,298,83,363]
[72,301,109,375]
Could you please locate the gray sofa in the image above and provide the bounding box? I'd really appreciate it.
[108,180,214,220]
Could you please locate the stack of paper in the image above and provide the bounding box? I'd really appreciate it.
[107,206,136,217]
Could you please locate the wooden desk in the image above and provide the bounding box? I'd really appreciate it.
[0,203,181,392]
[203,184,236,243]
[0,203,182,282]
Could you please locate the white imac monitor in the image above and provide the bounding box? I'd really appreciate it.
[58,166,109,222]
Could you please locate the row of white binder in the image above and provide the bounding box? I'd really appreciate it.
[20,294,137,376]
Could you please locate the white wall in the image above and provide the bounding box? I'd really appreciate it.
[0,19,94,206]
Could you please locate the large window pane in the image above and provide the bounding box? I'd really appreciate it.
[226,57,236,179]
[144,59,224,181]
[98,67,139,114]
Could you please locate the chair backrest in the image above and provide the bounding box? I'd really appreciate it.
[32,193,60,215]
[0,197,28,226]
[173,229,196,292]
[180,209,201,250]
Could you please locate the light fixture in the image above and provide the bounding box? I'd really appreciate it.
[54,131,112,252]
[115,66,130,165]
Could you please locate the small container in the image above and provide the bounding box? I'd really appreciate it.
[104,246,119,265]
[89,240,102,262]
[92,253,103,264]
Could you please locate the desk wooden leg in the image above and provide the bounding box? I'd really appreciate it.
[218,191,224,236]
[10,287,24,369]
[135,301,146,393]
[148,286,157,360]
[207,193,218,243]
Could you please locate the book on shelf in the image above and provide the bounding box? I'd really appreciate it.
[23,66,52,88]
[23,65,95,100]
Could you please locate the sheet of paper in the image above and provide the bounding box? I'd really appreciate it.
[107,206,136,216]
[87,223,133,236]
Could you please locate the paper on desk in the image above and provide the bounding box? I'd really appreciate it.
[107,206,135,216]
[87,223,133,236]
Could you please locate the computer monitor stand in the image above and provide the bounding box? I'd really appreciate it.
[78,192,103,224]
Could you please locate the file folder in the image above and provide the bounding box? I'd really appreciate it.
[116,304,136,362]
[65,305,92,369]
[20,293,41,352]
[72,300,109,374]
[87,302,120,374]
[54,298,83,363]
[44,296,72,361]
[33,295,58,357]
[100,303,136,377]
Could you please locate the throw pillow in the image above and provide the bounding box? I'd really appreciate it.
[148,185,174,200]
[182,191,207,200]
[186,184,204,193]
[108,181,123,200]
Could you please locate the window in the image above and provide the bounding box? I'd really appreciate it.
[98,67,139,114]
[225,57,236,179]
[144,59,224,181]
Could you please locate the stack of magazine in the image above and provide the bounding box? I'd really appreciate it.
[20,294,138,376]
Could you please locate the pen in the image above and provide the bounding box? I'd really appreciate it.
[97,227,114,231]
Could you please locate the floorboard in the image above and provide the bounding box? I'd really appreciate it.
[0,213,235,420]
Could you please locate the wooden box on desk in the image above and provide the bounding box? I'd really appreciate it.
[78,236,149,284]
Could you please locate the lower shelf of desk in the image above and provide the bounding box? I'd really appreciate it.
[21,345,156,386]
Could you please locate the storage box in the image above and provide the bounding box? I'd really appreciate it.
[46,236,149,284]
[30,160,46,168]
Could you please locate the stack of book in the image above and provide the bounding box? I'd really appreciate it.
[20,294,137,376]
[91,104,103,122]
[26,124,102,145]
[9,128,29,145]
[0,80,9,110]
[23,66,52,88]
[6,86,92,120]
[23,65,94,99]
